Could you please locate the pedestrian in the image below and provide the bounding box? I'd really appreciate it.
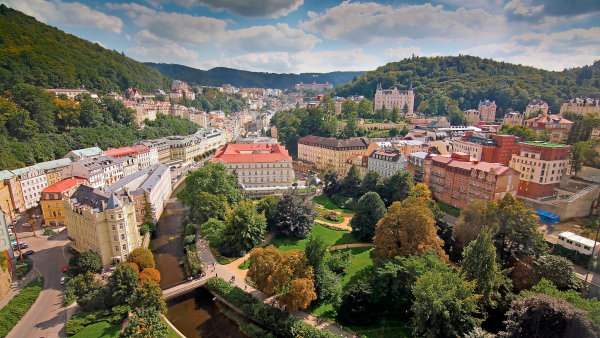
[244,284,247,290]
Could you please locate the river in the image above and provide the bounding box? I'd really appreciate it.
[150,185,245,337]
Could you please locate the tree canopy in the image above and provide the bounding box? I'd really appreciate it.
[273,189,315,238]
[177,162,243,206]
[350,192,386,242]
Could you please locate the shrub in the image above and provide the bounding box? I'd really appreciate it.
[15,258,33,279]
[0,278,44,337]
[65,306,129,336]
[140,224,150,235]
[43,228,56,236]
[184,234,196,245]
[182,244,204,276]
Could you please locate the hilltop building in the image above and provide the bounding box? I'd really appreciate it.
[374,84,414,114]
[295,81,334,91]
[525,99,549,116]
[560,98,600,116]
[502,110,524,127]
[524,114,573,142]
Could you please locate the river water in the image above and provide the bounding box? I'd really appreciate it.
[150,185,245,337]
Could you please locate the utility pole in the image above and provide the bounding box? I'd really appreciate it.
[5,200,23,262]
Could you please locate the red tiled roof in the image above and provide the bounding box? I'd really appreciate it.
[131,144,150,154]
[42,177,86,194]
[210,143,291,164]
[106,146,138,158]
[431,155,517,176]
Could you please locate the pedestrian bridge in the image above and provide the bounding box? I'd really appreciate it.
[162,276,209,300]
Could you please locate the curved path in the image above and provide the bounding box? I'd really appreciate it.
[314,204,354,231]
[328,243,374,251]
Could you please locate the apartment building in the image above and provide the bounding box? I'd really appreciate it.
[297,136,370,174]
[35,158,74,186]
[407,151,428,182]
[64,156,124,188]
[367,140,427,157]
[525,99,549,116]
[12,166,48,210]
[509,141,571,198]
[346,154,369,177]
[0,209,13,259]
[524,114,573,142]
[478,99,497,122]
[424,152,520,209]
[143,139,171,164]
[0,171,25,215]
[210,143,294,197]
[40,177,87,227]
[106,145,158,170]
[464,109,480,125]
[374,84,414,114]
[63,147,104,161]
[560,98,600,116]
[368,150,407,177]
[502,110,524,127]
[64,186,141,265]
[451,132,520,166]
[165,135,203,163]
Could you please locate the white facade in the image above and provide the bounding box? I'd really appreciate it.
[64,156,125,189]
[13,167,48,210]
[368,151,408,177]
[510,152,569,186]
[451,139,483,161]
[374,85,414,114]
[134,164,171,223]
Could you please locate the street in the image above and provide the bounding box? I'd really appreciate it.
[7,229,71,338]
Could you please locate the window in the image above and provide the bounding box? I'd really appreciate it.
[113,236,117,241]
[112,225,116,231]
[119,224,123,230]
[122,244,126,251]
[121,234,125,240]
[115,246,118,252]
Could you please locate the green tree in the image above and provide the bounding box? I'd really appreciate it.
[360,170,383,195]
[454,200,492,246]
[533,255,581,291]
[357,98,373,118]
[6,109,39,139]
[378,170,414,205]
[341,99,358,118]
[340,164,361,197]
[448,104,466,126]
[461,227,511,307]
[79,98,104,127]
[411,270,481,337]
[570,141,591,175]
[132,279,166,314]
[200,218,226,249]
[68,251,102,275]
[10,83,56,133]
[121,307,168,338]
[338,280,377,325]
[178,162,242,206]
[390,106,400,123]
[325,250,351,275]
[400,125,409,136]
[66,272,107,310]
[274,189,315,237]
[343,111,361,138]
[189,192,229,225]
[107,264,139,307]
[350,192,386,242]
[305,235,342,304]
[256,195,278,229]
[142,192,155,226]
[324,169,342,197]
[222,199,267,255]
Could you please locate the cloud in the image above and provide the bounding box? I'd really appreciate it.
[459,27,600,70]
[504,0,600,22]
[109,3,226,44]
[220,49,379,73]
[4,0,123,33]
[301,2,505,44]
[127,29,199,62]
[148,0,303,18]
[222,24,320,53]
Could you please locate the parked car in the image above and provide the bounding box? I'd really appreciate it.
[19,242,28,249]
[62,265,68,273]
[60,277,65,285]
[23,250,34,257]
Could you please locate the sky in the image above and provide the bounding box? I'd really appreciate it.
[2,0,600,74]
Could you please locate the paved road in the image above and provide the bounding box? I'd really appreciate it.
[7,230,71,338]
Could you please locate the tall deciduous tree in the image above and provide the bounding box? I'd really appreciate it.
[199,218,226,249]
[222,199,267,255]
[256,195,278,229]
[128,248,155,270]
[132,279,166,314]
[351,192,386,242]
[378,170,414,205]
[274,189,315,237]
[360,170,383,195]
[107,264,139,307]
[411,270,481,337]
[69,251,102,275]
[324,169,342,197]
[340,164,362,197]
[357,98,373,118]
[374,197,447,261]
[461,227,511,307]
[533,255,581,291]
[454,199,492,247]
[121,307,168,338]
[190,192,229,224]
[177,162,242,206]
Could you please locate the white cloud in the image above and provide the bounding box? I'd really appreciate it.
[384,46,425,61]
[109,3,226,44]
[459,27,600,70]
[222,23,320,53]
[147,0,303,18]
[4,0,123,33]
[504,0,600,22]
[220,49,379,73]
[127,29,199,62]
[301,2,505,44]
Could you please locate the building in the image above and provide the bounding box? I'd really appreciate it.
[143,139,171,164]
[374,84,414,114]
[407,151,428,182]
[64,186,142,265]
[40,177,87,227]
[367,140,427,157]
[451,132,521,166]
[368,150,407,177]
[11,166,48,210]
[524,114,573,142]
[346,154,369,177]
[502,110,524,127]
[297,136,370,174]
[464,109,480,125]
[0,209,14,259]
[63,156,124,188]
[165,135,203,164]
[106,145,157,170]
[63,147,104,161]
[424,152,520,209]
[36,158,73,186]
[295,81,334,91]
[476,99,496,122]
[560,98,600,116]
[509,141,571,198]
[525,99,549,116]
[237,137,279,144]
[210,143,294,197]
[45,88,90,100]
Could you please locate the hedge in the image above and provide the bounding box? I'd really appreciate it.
[206,277,337,338]
[65,305,129,336]
[0,277,44,338]
[15,258,33,279]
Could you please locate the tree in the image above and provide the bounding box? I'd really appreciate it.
[189,192,229,225]
[222,199,267,255]
[500,294,595,338]
[79,98,104,127]
[461,227,511,307]
[132,279,166,314]
[256,195,278,229]
[279,278,317,311]
[273,189,315,237]
[199,218,226,249]
[350,192,386,242]
[357,98,373,118]
[177,162,242,206]
[324,169,342,197]
[304,235,342,304]
[10,83,56,133]
[139,268,161,285]
[338,280,377,325]
[448,104,466,126]
[360,170,383,195]
[121,307,168,338]
[454,200,492,246]
[54,98,81,130]
[378,170,413,205]
[6,108,39,139]
[570,141,591,175]
[107,264,139,307]
[142,192,155,226]
[390,106,400,123]
[341,99,358,118]
[69,251,102,275]
[373,197,447,261]
[66,272,106,310]
[343,111,361,138]
[533,255,581,291]
[128,248,155,270]
[340,164,361,197]
[325,250,351,275]
[411,270,481,338]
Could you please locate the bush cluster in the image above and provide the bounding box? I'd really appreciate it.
[65,305,129,336]
[206,277,337,338]
[0,278,44,337]
[182,244,204,276]
[15,258,33,279]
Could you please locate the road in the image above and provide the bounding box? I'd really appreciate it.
[7,229,71,338]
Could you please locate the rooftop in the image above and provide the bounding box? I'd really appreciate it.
[67,147,103,158]
[42,177,86,194]
[211,143,291,164]
[298,135,370,149]
[521,141,570,148]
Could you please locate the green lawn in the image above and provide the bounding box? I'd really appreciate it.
[166,319,180,338]
[313,195,355,214]
[238,259,250,270]
[347,317,412,338]
[436,201,461,218]
[71,321,120,338]
[270,224,359,251]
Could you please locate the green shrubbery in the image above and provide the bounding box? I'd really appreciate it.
[0,277,44,337]
[65,306,129,336]
[206,277,337,338]
[182,244,204,276]
[15,258,33,279]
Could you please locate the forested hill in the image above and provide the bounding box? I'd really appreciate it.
[145,62,364,89]
[334,55,600,115]
[0,5,169,93]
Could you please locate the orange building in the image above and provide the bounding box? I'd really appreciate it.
[424,152,520,209]
[40,177,87,227]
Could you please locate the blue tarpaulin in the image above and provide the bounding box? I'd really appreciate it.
[535,210,560,223]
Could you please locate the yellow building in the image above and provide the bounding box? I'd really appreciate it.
[0,171,25,214]
[165,135,203,163]
[41,178,86,227]
[36,158,73,186]
[297,136,370,174]
[64,186,142,265]
[0,181,13,226]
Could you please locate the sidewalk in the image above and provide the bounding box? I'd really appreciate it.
[0,262,42,309]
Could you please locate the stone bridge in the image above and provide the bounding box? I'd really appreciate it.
[162,276,209,300]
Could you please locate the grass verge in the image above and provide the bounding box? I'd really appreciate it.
[238,259,250,270]
[71,321,120,338]
[0,277,44,337]
[436,201,461,218]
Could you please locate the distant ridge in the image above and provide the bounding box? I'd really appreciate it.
[145,62,365,89]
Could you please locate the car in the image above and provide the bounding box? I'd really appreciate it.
[60,277,65,285]
[62,265,68,273]
[23,250,34,257]
[19,242,28,249]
